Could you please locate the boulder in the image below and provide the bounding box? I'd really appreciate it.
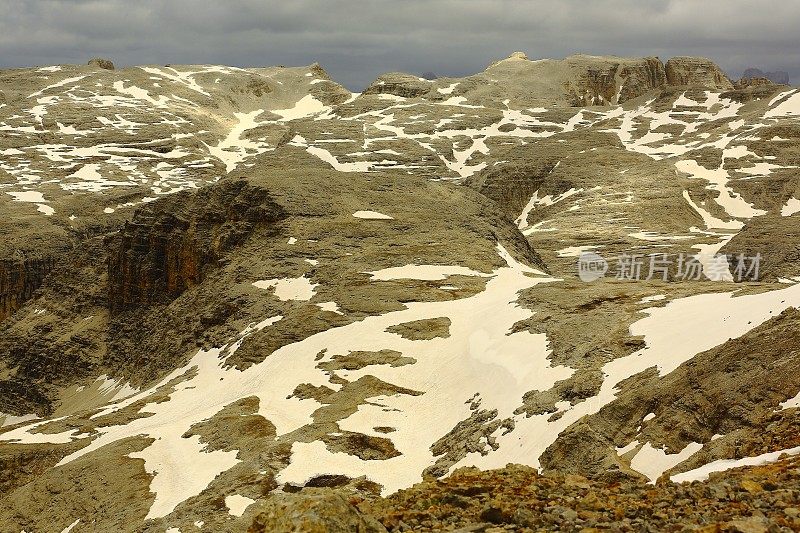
[87,57,115,70]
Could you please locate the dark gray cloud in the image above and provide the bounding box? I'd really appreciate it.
[1,0,798,90]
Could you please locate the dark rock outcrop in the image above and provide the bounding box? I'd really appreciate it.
[87,57,115,70]
[0,256,56,321]
[107,178,285,312]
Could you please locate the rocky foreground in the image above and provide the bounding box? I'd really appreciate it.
[251,456,800,532]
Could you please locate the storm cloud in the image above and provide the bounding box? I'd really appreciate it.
[1,0,798,90]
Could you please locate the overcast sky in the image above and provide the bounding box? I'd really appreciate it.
[1,0,798,90]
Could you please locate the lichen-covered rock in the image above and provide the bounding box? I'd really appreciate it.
[248,490,387,533]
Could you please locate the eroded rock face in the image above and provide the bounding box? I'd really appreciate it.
[569,56,667,105]
[665,56,734,90]
[0,257,56,321]
[616,57,667,103]
[107,179,285,311]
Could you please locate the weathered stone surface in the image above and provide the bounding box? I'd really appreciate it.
[362,72,433,98]
[107,179,285,311]
[0,257,56,321]
[665,56,734,89]
[248,490,387,533]
[87,57,115,70]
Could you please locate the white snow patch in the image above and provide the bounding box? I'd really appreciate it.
[676,160,766,219]
[366,265,489,281]
[451,282,800,477]
[207,110,268,173]
[272,95,329,121]
[765,90,800,118]
[44,316,284,520]
[780,391,800,410]
[672,445,800,483]
[630,442,703,482]
[0,413,39,427]
[781,198,800,217]
[253,276,318,301]
[0,416,85,444]
[277,245,566,493]
[556,245,601,258]
[60,519,80,533]
[682,191,743,231]
[616,440,640,456]
[62,163,136,192]
[437,83,459,95]
[225,494,255,517]
[352,210,393,220]
[316,301,343,314]
[6,191,53,216]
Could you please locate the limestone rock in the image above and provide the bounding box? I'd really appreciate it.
[0,257,56,321]
[665,56,734,89]
[87,57,115,70]
[107,179,285,311]
[362,72,432,98]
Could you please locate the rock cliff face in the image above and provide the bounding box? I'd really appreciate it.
[0,257,56,321]
[616,57,667,102]
[665,56,734,90]
[108,179,285,312]
[566,56,668,105]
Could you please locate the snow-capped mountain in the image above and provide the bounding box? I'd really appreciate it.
[1,53,800,532]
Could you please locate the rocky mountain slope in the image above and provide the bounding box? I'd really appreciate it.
[1,52,799,531]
